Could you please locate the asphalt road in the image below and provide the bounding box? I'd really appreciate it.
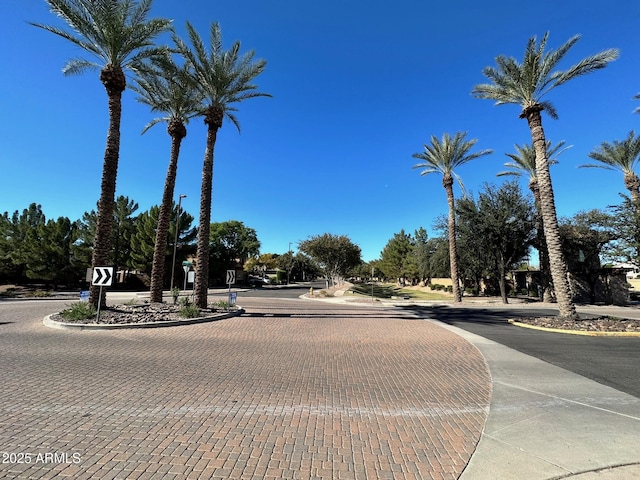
[404,304,640,400]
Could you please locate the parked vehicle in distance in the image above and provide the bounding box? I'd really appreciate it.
[248,276,270,287]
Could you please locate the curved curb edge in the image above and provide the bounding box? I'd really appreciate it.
[508,319,640,337]
[43,308,245,331]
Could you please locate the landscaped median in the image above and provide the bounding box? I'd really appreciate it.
[43,302,244,331]
[508,317,640,337]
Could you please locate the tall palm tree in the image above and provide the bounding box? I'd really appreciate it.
[498,141,570,302]
[472,32,618,319]
[173,22,271,308]
[31,0,171,308]
[580,131,640,204]
[413,132,492,302]
[132,58,203,303]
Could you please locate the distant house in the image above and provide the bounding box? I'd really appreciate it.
[613,263,639,279]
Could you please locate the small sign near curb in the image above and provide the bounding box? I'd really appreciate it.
[226,270,236,285]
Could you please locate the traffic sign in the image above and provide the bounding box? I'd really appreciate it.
[226,269,236,285]
[92,267,113,286]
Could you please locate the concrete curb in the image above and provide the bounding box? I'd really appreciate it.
[43,308,245,331]
[508,319,640,337]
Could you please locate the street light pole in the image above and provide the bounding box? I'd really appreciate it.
[169,194,186,293]
[288,242,292,284]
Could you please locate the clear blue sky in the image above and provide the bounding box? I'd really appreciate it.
[1,0,639,262]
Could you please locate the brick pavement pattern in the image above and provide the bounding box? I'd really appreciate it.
[0,298,490,479]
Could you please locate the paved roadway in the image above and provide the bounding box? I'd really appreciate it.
[240,287,640,400]
[407,304,640,399]
[0,296,490,480]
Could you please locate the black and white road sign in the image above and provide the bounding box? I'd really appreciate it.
[92,267,114,286]
[226,269,236,285]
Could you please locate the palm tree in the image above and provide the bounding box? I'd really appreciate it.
[31,0,171,308]
[498,141,570,302]
[413,132,492,302]
[472,32,619,319]
[580,131,640,204]
[131,58,203,303]
[173,22,271,308]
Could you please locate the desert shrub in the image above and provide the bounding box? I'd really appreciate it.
[213,300,231,310]
[171,287,180,305]
[178,297,201,318]
[26,289,52,297]
[60,302,96,321]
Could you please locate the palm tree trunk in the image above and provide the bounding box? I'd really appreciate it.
[624,172,640,205]
[498,252,508,304]
[149,121,187,303]
[530,182,554,302]
[443,176,462,302]
[90,66,125,309]
[194,110,222,308]
[523,107,577,319]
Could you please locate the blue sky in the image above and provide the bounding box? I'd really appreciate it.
[1,0,639,262]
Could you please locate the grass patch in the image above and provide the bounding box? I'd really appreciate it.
[349,283,451,301]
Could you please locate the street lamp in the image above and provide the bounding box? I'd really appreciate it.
[169,194,187,293]
[287,242,293,284]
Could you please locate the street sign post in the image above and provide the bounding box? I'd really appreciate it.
[226,269,236,304]
[92,267,113,287]
[91,266,114,322]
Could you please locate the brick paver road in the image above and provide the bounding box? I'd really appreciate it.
[0,297,490,480]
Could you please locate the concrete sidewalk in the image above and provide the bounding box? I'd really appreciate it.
[436,320,640,480]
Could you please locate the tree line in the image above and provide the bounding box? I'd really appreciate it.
[370,182,640,305]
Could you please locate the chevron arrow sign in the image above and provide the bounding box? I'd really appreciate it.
[92,267,114,287]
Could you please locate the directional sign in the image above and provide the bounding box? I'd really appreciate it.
[226,269,236,285]
[92,267,114,287]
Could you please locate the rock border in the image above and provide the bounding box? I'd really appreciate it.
[43,308,244,331]
[508,319,640,337]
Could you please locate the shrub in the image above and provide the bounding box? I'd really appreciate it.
[178,296,201,318]
[171,287,180,305]
[60,302,96,321]
[213,300,231,311]
[26,289,52,297]
[446,285,453,293]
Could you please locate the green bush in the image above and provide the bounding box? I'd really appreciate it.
[446,285,453,293]
[26,289,52,297]
[465,287,478,295]
[171,287,180,305]
[213,300,231,310]
[60,302,96,321]
[177,296,200,318]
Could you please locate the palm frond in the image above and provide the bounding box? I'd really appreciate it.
[32,0,171,74]
[174,21,270,132]
[62,57,101,75]
[583,130,640,173]
[412,132,492,182]
[473,31,618,118]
